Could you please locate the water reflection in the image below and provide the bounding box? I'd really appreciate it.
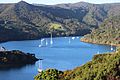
[0,63,36,71]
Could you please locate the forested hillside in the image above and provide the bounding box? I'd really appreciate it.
[81,15,120,46]
[0,1,120,42]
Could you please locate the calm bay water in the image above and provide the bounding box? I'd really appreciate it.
[0,36,116,80]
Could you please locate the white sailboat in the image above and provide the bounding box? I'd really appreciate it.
[69,38,71,44]
[97,51,100,54]
[72,37,75,40]
[111,44,113,51]
[50,33,53,46]
[39,39,44,47]
[38,59,43,73]
[76,37,79,39]
[64,37,67,39]
[38,40,42,47]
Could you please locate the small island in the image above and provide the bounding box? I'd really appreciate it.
[0,50,38,68]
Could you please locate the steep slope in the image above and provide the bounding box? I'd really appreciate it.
[0,1,120,42]
[35,48,120,80]
[81,15,120,46]
[0,1,89,42]
[0,1,51,42]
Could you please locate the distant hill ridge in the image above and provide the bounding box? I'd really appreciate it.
[0,1,120,42]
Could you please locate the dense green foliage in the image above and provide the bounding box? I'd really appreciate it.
[48,23,65,34]
[35,49,120,80]
[81,15,120,46]
[34,69,63,80]
[0,1,120,42]
[49,23,62,30]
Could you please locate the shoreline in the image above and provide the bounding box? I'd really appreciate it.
[1,36,119,47]
[0,35,81,44]
[80,38,120,47]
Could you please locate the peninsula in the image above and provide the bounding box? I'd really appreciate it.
[0,50,38,68]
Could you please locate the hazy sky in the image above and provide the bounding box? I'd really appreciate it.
[0,0,120,5]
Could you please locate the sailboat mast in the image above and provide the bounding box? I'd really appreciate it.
[41,40,42,46]
[50,33,53,45]
[38,59,43,73]
[69,38,71,44]
[46,39,48,46]
[111,44,113,51]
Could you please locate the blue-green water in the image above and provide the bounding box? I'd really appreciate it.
[0,36,116,80]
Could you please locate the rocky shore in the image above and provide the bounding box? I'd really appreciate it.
[0,50,38,68]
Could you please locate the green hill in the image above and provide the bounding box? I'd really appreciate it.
[0,1,120,42]
[81,15,120,46]
[34,48,120,80]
